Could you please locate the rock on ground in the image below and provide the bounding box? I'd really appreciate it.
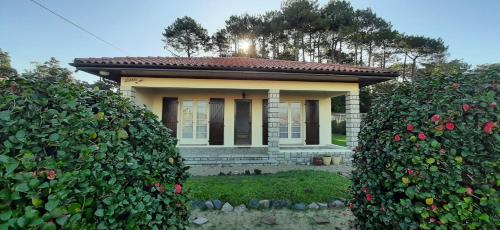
[204,201,214,210]
[258,200,270,209]
[212,200,223,210]
[234,204,247,214]
[222,202,234,212]
[308,202,320,210]
[192,217,208,225]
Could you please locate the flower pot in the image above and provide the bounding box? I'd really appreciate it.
[333,156,342,165]
[312,156,323,166]
[322,156,332,166]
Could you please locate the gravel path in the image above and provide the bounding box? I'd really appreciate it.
[188,164,353,177]
[188,209,354,230]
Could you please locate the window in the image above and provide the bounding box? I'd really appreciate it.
[280,102,302,141]
[181,100,208,140]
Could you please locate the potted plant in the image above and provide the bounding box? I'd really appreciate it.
[312,156,323,166]
[332,154,342,165]
[322,154,332,166]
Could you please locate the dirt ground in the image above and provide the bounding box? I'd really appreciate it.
[188,209,355,230]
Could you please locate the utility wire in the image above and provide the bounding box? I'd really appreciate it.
[28,0,128,55]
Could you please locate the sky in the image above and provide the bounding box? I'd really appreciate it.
[1,0,499,83]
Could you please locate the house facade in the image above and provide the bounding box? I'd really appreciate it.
[72,57,398,165]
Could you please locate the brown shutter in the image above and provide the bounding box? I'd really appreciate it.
[209,98,224,145]
[162,97,178,138]
[262,99,268,145]
[305,100,319,145]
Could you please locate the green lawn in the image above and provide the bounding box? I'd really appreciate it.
[332,133,347,146]
[185,170,351,204]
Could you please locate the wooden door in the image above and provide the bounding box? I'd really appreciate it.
[262,99,268,145]
[209,98,224,145]
[305,100,319,145]
[162,97,178,138]
[234,100,252,145]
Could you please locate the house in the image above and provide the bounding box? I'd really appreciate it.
[71,57,398,165]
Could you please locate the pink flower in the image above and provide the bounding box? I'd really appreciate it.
[394,134,401,142]
[361,187,368,193]
[407,169,414,175]
[407,124,414,132]
[431,114,440,123]
[47,170,56,180]
[429,217,436,223]
[174,184,182,194]
[483,121,494,134]
[445,122,455,131]
[366,194,373,202]
[349,203,354,210]
[491,103,497,108]
[466,187,473,196]
[430,205,437,212]
[418,133,427,141]
[462,104,471,112]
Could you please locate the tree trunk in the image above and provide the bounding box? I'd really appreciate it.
[338,39,343,63]
[354,44,358,65]
[360,48,363,66]
[368,43,373,67]
[402,52,408,81]
[411,57,418,81]
[301,35,306,62]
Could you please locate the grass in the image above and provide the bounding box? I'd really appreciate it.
[332,133,347,146]
[185,170,351,204]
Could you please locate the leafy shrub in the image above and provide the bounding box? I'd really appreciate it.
[332,120,346,135]
[351,66,499,229]
[0,76,189,229]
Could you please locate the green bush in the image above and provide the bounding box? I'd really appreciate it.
[351,66,499,229]
[332,120,346,135]
[0,76,189,229]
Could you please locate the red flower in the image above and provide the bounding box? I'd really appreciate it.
[483,121,494,134]
[174,184,182,194]
[393,134,401,142]
[462,104,471,112]
[406,124,414,132]
[430,205,437,212]
[431,114,440,123]
[491,102,497,108]
[47,170,56,180]
[466,187,474,196]
[445,122,455,131]
[366,194,373,202]
[349,202,354,210]
[418,133,427,141]
[407,169,414,175]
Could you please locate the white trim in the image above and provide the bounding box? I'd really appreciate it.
[178,99,209,145]
[279,101,304,145]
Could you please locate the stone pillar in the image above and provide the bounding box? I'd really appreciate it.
[267,89,280,156]
[120,86,136,103]
[345,91,361,149]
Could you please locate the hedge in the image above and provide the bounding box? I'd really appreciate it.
[0,75,189,229]
[351,66,499,229]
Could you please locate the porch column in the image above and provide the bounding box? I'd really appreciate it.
[345,91,361,149]
[267,89,280,156]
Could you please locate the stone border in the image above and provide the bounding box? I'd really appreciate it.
[190,199,346,212]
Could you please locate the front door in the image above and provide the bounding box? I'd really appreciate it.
[234,100,252,145]
[162,97,178,138]
[262,99,268,145]
[305,100,319,145]
[209,98,224,145]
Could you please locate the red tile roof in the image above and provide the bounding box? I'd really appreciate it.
[72,57,398,76]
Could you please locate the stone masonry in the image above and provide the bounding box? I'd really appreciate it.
[345,91,361,149]
[267,89,280,157]
[120,87,136,102]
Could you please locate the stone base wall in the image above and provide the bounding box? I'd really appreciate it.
[273,150,353,165]
[345,91,361,149]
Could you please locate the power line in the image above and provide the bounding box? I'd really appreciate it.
[28,0,128,54]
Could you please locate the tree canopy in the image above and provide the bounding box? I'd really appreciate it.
[162,16,210,57]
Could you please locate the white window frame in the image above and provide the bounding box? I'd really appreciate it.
[279,101,304,145]
[179,99,209,145]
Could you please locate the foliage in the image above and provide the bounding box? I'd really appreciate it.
[22,57,73,81]
[162,16,210,57]
[0,49,17,79]
[211,29,231,57]
[351,65,499,229]
[186,170,350,204]
[418,59,470,77]
[332,120,346,135]
[0,75,189,229]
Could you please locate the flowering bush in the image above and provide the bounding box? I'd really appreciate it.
[351,65,499,229]
[0,76,189,229]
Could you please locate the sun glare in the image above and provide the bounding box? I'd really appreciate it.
[238,39,251,53]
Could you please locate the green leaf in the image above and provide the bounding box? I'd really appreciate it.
[0,211,12,221]
[0,155,19,173]
[0,110,11,121]
[15,130,26,142]
[49,133,60,142]
[42,222,56,230]
[55,215,68,225]
[45,199,60,211]
[117,129,128,139]
[429,166,438,172]
[94,209,104,217]
[426,158,435,164]
[14,183,29,193]
[67,203,81,214]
